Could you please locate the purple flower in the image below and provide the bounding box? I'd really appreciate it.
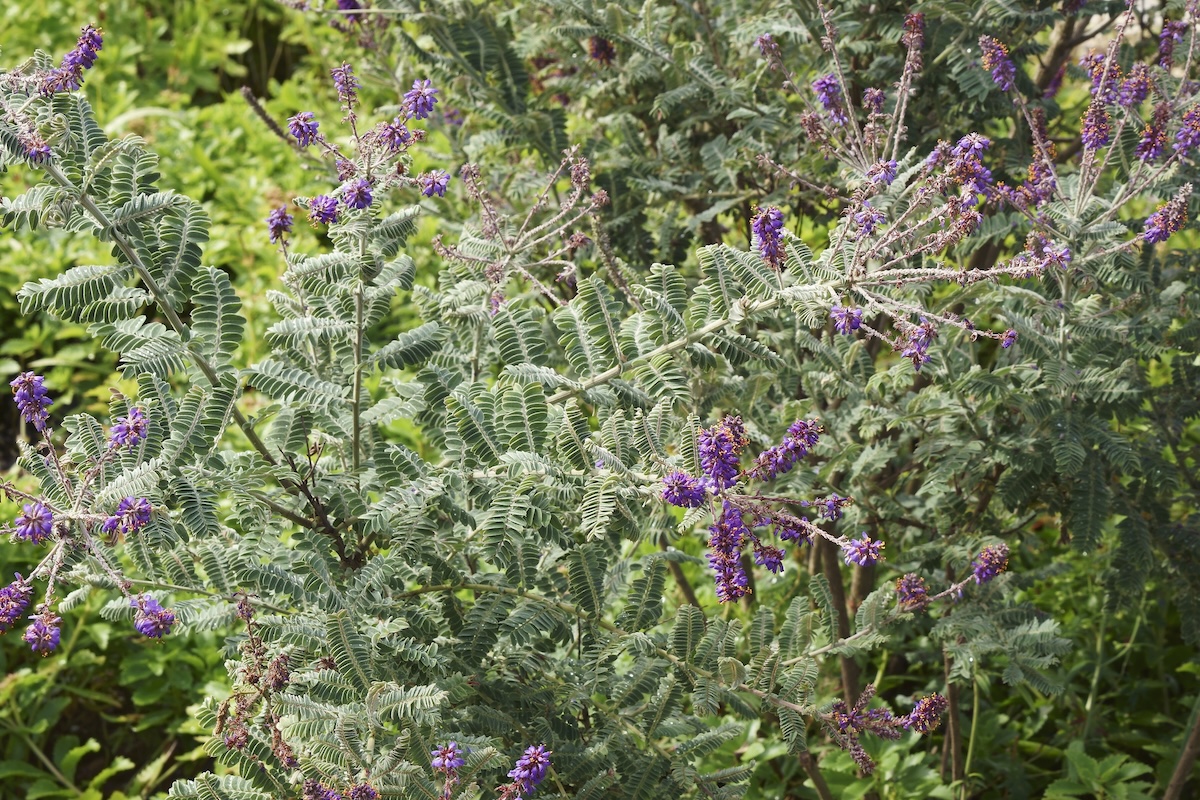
[1080,100,1111,151]
[0,577,32,633]
[41,24,103,94]
[343,179,373,210]
[331,62,359,109]
[1143,188,1190,244]
[751,206,785,267]
[747,419,821,481]
[432,741,466,772]
[830,304,863,335]
[102,497,152,537]
[348,786,379,800]
[895,574,929,610]
[867,160,898,186]
[109,407,148,448]
[14,502,53,544]
[979,36,1015,92]
[381,117,412,151]
[756,33,781,62]
[1119,63,1151,107]
[972,543,1010,583]
[842,533,884,567]
[131,594,176,638]
[863,88,885,115]
[1137,103,1171,162]
[1160,20,1188,68]
[697,418,745,490]
[302,780,343,800]
[508,744,552,795]
[1174,104,1200,157]
[287,111,320,147]
[404,79,440,120]
[813,73,848,124]
[24,606,60,654]
[267,206,294,244]
[421,170,451,198]
[854,201,886,238]
[709,502,751,602]
[952,133,991,158]
[905,694,948,733]
[753,542,786,573]
[10,372,52,432]
[818,493,850,521]
[23,136,51,163]
[1080,52,1121,105]
[309,195,340,226]
[775,515,812,545]
[662,471,706,508]
[901,317,937,371]
[588,36,617,67]
[1001,329,1018,348]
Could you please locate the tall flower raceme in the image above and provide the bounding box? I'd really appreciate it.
[821,684,948,774]
[495,745,552,800]
[0,377,178,652]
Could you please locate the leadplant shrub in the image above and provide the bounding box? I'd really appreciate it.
[0,2,1198,798]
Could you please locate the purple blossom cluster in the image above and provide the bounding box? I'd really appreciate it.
[812,73,848,125]
[1080,52,1121,105]
[978,36,1015,92]
[751,206,785,267]
[102,497,152,537]
[432,741,466,800]
[900,317,937,370]
[1160,19,1188,69]
[853,201,886,237]
[895,573,929,610]
[331,62,359,110]
[842,533,884,567]
[267,206,294,243]
[24,606,61,654]
[421,170,451,198]
[830,304,863,335]
[109,407,148,449]
[746,418,821,480]
[697,416,747,489]
[14,502,53,544]
[972,543,1010,584]
[1119,63,1151,108]
[0,577,32,633]
[495,744,552,800]
[1143,185,1191,244]
[867,159,898,186]
[403,79,440,120]
[1080,99,1112,151]
[132,594,176,638]
[1137,103,1171,162]
[708,502,751,602]
[288,111,321,148]
[1174,104,1200,157]
[41,25,103,94]
[823,685,947,774]
[10,371,52,432]
[661,471,706,508]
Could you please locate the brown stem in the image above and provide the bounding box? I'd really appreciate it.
[943,649,965,784]
[660,533,700,608]
[798,752,837,800]
[1164,698,1200,800]
[818,537,860,704]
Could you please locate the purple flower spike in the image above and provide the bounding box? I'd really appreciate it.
[854,201,886,238]
[971,543,1010,583]
[979,36,1015,92]
[344,179,373,210]
[1080,100,1111,151]
[267,206,294,244]
[348,786,379,800]
[813,73,848,124]
[709,502,751,602]
[102,497,152,537]
[302,780,343,800]
[132,594,176,638]
[747,418,821,481]
[309,195,340,226]
[901,317,937,371]
[421,170,451,198]
[895,573,929,610]
[1143,188,1190,244]
[753,542,786,573]
[10,372,53,432]
[842,533,884,567]
[287,111,320,148]
[905,694,948,733]
[697,419,744,490]
[331,62,359,109]
[1174,104,1200,158]
[508,744,552,795]
[863,88,885,115]
[109,406,148,448]
[1160,20,1188,69]
[24,606,61,654]
[830,304,863,334]
[14,502,53,544]
[751,206,785,268]
[404,79,440,120]
[41,24,103,94]
[756,33,780,61]
[867,160,898,186]
[662,471,706,508]
[0,576,33,633]
[1001,329,1017,348]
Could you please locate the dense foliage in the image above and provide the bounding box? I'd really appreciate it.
[0,1,1197,799]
